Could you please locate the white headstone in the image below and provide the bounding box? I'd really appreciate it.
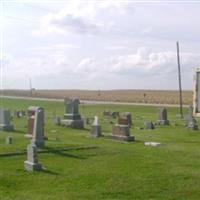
[92,116,99,126]
[24,143,42,171]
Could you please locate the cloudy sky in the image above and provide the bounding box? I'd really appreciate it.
[1,0,200,90]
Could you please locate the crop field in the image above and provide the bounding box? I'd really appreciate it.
[0,89,193,105]
[0,98,200,199]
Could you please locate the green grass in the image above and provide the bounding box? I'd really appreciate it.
[0,98,200,199]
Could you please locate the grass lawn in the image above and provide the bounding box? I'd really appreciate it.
[0,98,200,200]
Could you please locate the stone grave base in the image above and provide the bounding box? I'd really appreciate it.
[157,120,169,125]
[107,135,135,142]
[34,140,45,148]
[24,134,33,138]
[0,124,14,131]
[144,142,161,147]
[64,114,81,120]
[24,134,48,140]
[24,161,42,171]
[90,125,102,138]
[187,122,198,130]
[61,119,84,129]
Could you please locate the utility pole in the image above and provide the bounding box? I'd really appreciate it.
[176,41,183,118]
[29,78,32,97]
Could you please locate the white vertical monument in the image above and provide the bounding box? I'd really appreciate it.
[193,68,200,117]
[24,142,43,171]
[90,116,102,138]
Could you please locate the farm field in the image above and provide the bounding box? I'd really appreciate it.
[0,98,200,199]
[0,89,193,105]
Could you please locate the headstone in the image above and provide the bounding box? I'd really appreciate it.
[187,120,198,130]
[121,112,133,127]
[24,143,42,171]
[6,136,12,144]
[184,105,194,122]
[0,108,14,131]
[118,117,129,126]
[27,107,35,137]
[109,117,135,142]
[184,105,198,130]
[32,108,45,147]
[157,107,169,125]
[82,117,87,127]
[25,106,45,147]
[53,116,61,126]
[86,118,90,125]
[111,112,119,119]
[144,121,154,129]
[103,111,119,119]
[90,116,102,138]
[111,125,134,142]
[61,97,84,128]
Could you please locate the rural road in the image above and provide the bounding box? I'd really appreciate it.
[0,95,188,108]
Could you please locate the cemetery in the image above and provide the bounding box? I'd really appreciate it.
[0,97,200,199]
[1,1,200,199]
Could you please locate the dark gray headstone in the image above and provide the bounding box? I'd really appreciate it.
[64,97,80,115]
[61,97,84,128]
[32,108,45,147]
[0,109,14,131]
[157,107,169,125]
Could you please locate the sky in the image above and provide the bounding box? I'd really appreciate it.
[1,0,200,90]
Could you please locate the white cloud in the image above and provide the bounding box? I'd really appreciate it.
[76,47,200,77]
[33,0,133,36]
[2,47,200,89]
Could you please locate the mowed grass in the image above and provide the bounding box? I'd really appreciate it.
[0,98,200,199]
